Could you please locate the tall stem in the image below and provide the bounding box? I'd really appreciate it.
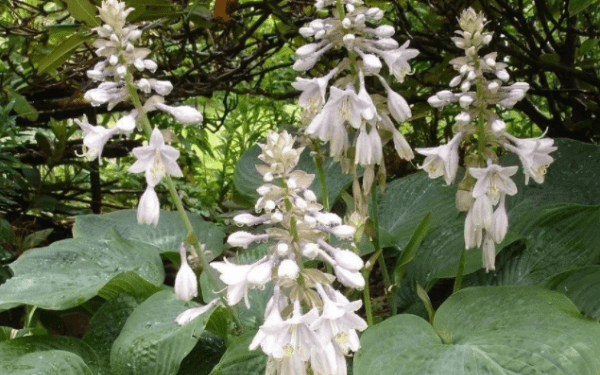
[314,151,329,211]
[125,76,243,332]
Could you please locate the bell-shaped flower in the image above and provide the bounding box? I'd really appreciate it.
[129,128,183,187]
[355,125,382,166]
[464,194,493,249]
[292,68,337,110]
[502,132,556,185]
[115,110,137,135]
[482,234,496,272]
[378,114,414,160]
[415,132,464,185]
[155,103,203,125]
[175,298,220,325]
[137,186,160,225]
[210,259,253,307]
[174,243,198,301]
[371,41,419,83]
[469,161,518,205]
[75,118,120,163]
[312,285,367,353]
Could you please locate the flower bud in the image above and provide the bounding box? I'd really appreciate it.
[455,112,471,125]
[361,54,382,73]
[156,103,203,125]
[174,244,198,301]
[374,25,395,38]
[333,250,364,272]
[278,259,300,280]
[372,38,399,49]
[233,213,267,226]
[343,34,355,48]
[227,231,269,249]
[115,110,137,134]
[276,242,289,256]
[449,75,462,87]
[137,186,160,225]
[296,43,320,58]
[342,18,352,28]
[459,95,474,108]
[314,30,326,39]
[388,89,411,122]
[137,78,151,93]
[334,266,365,289]
[496,69,509,81]
[456,189,474,212]
[150,80,173,96]
[301,243,319,259]
[299,27,315,38]
[175,298,220,325]
[355,14,365,24]
[325,224,355,238]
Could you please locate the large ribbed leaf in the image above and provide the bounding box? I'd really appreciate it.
[541,265,600,321]
[73,210,225,259]
[355,286,600,375]
[83,294,140,375]
[0,336,100,375]
[209,331,266,375]
[0,230,164,310]
[110,291,212,375]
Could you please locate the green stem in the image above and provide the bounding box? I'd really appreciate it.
[314,152,329,211]
[125,76,243,332]
[453,247,467,293]
[336,0,345,19]
[362,270,374,326]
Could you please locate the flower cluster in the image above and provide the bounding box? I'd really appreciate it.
[417,8,556,271]
[177,131,367,375]
[293,0,418,212]
[75,0,203,225]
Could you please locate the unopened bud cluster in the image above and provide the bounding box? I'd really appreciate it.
[76,0,204,225]
[293,0,419,213]
[417,8,556,271]
[177,131,367,375]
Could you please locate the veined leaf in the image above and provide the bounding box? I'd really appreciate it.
[65,0,101,26]
[37,33,92,74]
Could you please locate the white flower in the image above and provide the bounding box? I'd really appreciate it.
[292,68,337,110]
[464,194,493,249]
[371,41,419,82]
[415,132,464,185]
[129,128,183,186]
[251,300,322,361]
[312,285,367,353]
[175,298,220,325]
[503,132,556,185]
[318,239,363,272]
[137,186,160,226]
[469,161,518,204]
[482,234,496,272]
[247,261,273,287]
[75,118,119,163]
[233,213,268,226]
[155,103,203,125]
[149,79,173,95]
[320,224,356,239]
[210,259,252,307]
[378,114,414,160]
[174,243,198,301]
[115,110,137,134]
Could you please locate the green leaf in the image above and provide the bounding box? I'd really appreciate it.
[83,294,140,375]
[234,145,354,205]
[209,331,267,375]
[569,0,598,14]
[541,265,600,321]
[5,88,39,121]
[177,332,226,375]
[21,228,53,251]
[65,0,101,26]
[0,326,47,342]
[0,335,100,375]
[110,291,212,375]
[37,33,92,74]
[393,213,430,285]
[0,230,164,310]
[355,286,600,375]
[465,203,600,286]
[73,210,224,259]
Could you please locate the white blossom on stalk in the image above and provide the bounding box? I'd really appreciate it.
[136,186,160,226]
[129,128,183,187]
[502,132,557,185]
[211,257,272,307]
[415,132,464,185]
[174,243,198,302]
[74,117,120,163]
[175,298,220,325]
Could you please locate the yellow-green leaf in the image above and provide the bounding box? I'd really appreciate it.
[65,0,100,26]
[5,88,38,121]
[37,33,93,75]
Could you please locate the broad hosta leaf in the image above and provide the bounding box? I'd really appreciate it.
[110,291,212,375]
[0,336,100,375]
[0,327,47,342]
[37,33,92,74]
[73,210,225,259]
[541,265,600,321]
[83,294,140,375]
[234,145,353,204]
[209,331,266,375]
[387,139,600,312]
[65,0,101,26]
[465,203,600,286]
[177,332,227,375]
[355,286,600,375]
[0,230,164,310]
